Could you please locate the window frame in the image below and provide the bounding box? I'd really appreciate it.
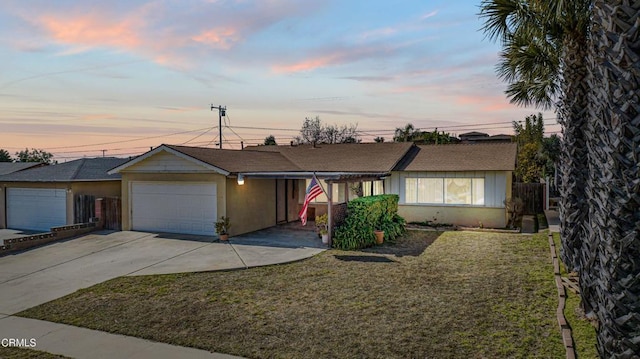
[404,177,484,206]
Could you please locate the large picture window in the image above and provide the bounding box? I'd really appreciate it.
[405,177,484,205]
[362,180,384,196]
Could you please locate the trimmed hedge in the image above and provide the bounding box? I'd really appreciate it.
[333,194,406,250]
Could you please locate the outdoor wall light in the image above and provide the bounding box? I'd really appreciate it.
[237,174,245,185]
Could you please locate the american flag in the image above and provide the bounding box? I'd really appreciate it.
[299,176,324,225]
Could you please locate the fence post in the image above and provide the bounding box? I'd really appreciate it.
[94,198,105,229]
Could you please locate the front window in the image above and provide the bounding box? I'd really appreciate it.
[405,177,484,205]
[362,180,384,196]
[304,179,344,203]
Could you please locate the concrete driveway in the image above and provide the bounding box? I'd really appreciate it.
[0,228,325,315]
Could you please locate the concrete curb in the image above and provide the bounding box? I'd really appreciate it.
[0,315,244,359]
[548,233,576,359]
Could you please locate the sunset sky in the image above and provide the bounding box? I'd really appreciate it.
[0,0,557,161]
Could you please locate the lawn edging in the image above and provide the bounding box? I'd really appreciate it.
[548,232,576,359]
[1,222,98,254]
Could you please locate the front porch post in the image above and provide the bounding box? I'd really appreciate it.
[327,182,333,247]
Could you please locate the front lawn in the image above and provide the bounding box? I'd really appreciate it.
[0,347,71,359]
[19,230,564,358]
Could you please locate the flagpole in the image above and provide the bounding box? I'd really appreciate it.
[313,172,333,247]
[312,172,328,197]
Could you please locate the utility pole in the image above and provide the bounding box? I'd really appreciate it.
[210,103,226,149]
[101,149,106,157]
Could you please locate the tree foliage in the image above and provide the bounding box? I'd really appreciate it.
[483,0,640,355]
[480,0,591,280]
[263,135,277,146]
[15,148,56,164]
[540,134,560,178]
[393,123,458,144]
[513,113,558,183]
[0,149,12,162]
[294,116,360,144]
[513,113,544,147]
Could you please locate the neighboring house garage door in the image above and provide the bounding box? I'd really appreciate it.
[131,182,217,236]
[7,188,67,231]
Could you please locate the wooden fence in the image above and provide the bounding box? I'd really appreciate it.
[75,195,121,230]
[74,194,95,224]
[102,197,122,230]
[513,183,545,215]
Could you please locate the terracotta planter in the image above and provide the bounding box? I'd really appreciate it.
[374,230,384,244]
[219,234,229,241]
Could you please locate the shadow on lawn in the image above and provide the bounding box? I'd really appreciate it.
[334,255,396,263]
[361,230,443,257]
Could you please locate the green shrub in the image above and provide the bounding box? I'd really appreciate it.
[333,194,406,250]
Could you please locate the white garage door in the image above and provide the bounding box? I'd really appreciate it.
[131,182,217,236]
[7,188,67,231]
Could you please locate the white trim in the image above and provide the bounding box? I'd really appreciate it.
[241,171,389,178]
[108,145,230,175]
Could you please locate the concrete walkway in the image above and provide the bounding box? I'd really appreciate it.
[0,227,325,358]
[544,209,560,233]
[0,316,242,359]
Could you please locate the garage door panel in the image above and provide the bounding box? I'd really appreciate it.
[131,182,217,236]
[7,188,67,231]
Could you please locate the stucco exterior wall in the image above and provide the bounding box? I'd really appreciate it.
[388,170,514,229]
[398,205,507,228]
[119,173,227,231]
[71,181,121,198]
[287,180,302,222]
[226,177,276,236]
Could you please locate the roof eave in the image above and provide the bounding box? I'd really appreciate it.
[239,171,390,180]
[107,145,230,176]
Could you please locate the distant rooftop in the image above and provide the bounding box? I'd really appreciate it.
[0,162,45,176]
[0,157,128,182]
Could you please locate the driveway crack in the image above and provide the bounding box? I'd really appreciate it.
[228,241,248,269]
[125,241,220,276]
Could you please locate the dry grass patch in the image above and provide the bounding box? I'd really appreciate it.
[19,230,563,358]
[0,347,70,359]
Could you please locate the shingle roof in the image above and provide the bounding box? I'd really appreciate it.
[166,145,300,172]
[0,162,44,175]
[247,142,414,172]
[0,157,128,182]
[399,143,517,172]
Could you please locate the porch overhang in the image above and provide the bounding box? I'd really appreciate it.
[237,171,389,182]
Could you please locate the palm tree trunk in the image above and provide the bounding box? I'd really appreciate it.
[587,1,640,356]
[558,33,590,276]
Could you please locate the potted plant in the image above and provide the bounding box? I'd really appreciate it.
[215,216,231,241]
[374,229,384,244]
[315,213,329,244]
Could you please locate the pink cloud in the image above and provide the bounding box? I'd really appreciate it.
[38,14,142,50]
[272,40,411,74]
[191,27,240,49]
[272,54,341,73]
[13,1,322,69]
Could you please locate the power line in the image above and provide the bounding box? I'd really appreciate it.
[39,116,562,159]
[44,127,213,150]
[180,126,216,145]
